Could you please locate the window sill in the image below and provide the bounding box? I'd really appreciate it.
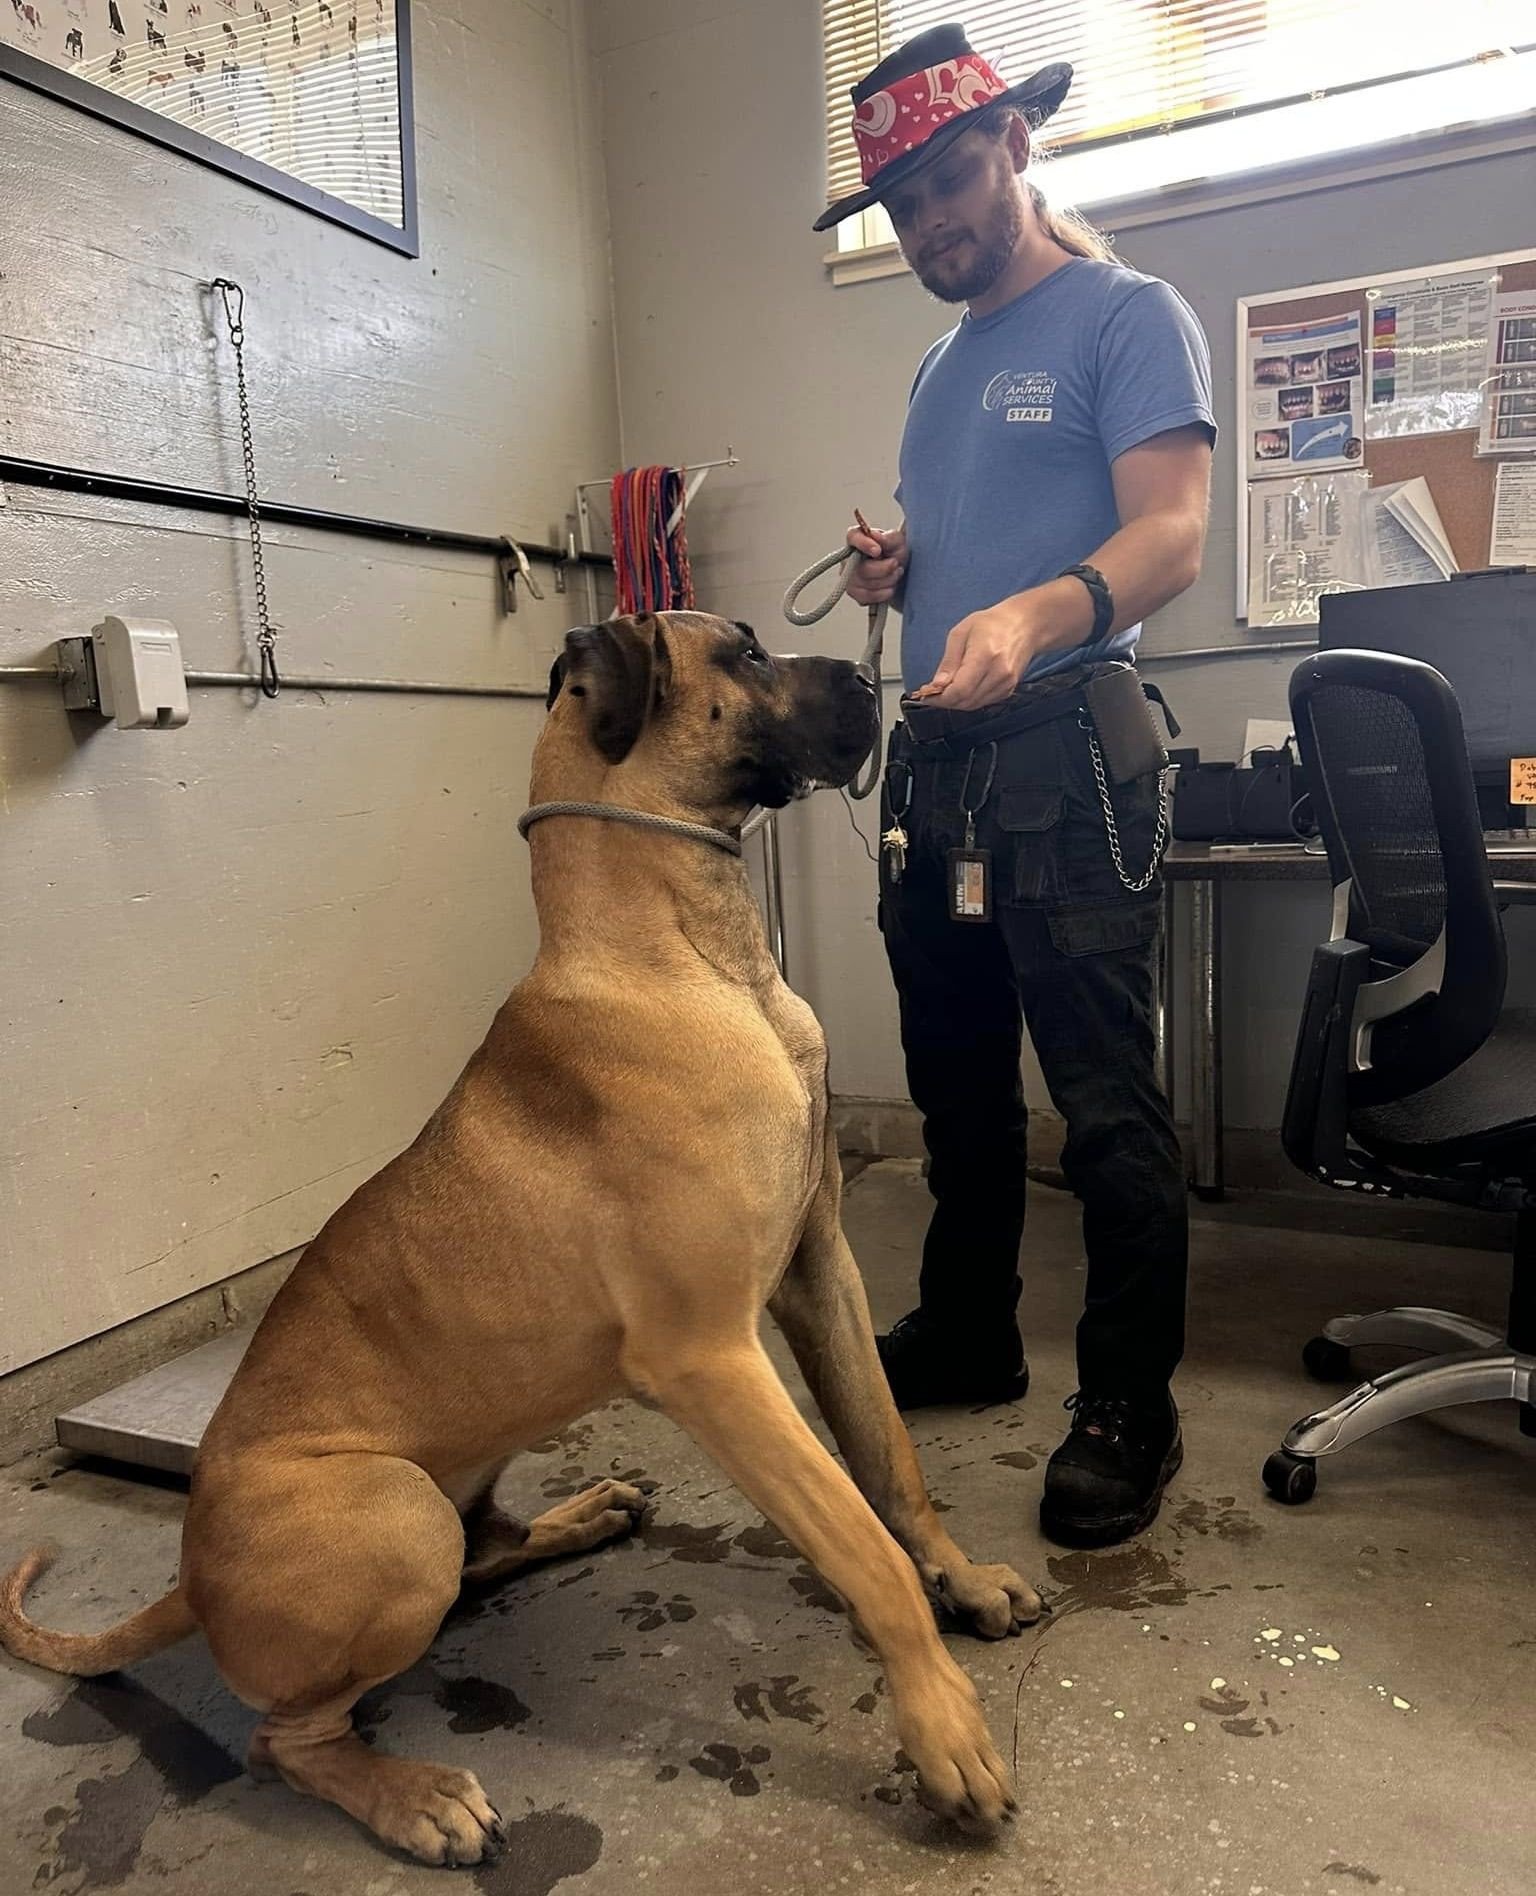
[823,113,1536,288]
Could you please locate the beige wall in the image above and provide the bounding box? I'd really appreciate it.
[0,0,619,1373]
[590,0,1536,1127]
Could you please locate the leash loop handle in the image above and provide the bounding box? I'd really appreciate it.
[782,544,858,626]
[783,541,886,801]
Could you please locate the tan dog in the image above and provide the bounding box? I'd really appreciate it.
[3,612,1041,1866]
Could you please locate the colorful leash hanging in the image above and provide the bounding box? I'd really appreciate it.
[609,466,695,614]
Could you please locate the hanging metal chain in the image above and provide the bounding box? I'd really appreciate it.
[211,278,280,698]
[1086,730,1171,894]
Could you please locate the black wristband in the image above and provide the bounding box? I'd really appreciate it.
[1059,562,1115,642]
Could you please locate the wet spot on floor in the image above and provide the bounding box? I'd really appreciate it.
[618,1590,696,1631]
[540,1465,589,1500]
[733,1522,797,1561]
[472,1806,603,1895]
[43,1755,164,1891]
[732,1677,825,1728]
[1323,1863,1382,1887]
[1174,1496,1263,1544]
[1045,1544,1198,1617]
[992,1451,1039,1471]
[434,1675,532,1735]
[529,1423,596,1458]
[788,1564,844,1615]
[23,1675,241,1804]
[636,1519,733,1564]
[688,1742,771,1796]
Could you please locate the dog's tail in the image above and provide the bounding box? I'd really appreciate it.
[0,1544,196,1676]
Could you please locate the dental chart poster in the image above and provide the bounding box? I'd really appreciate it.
[1246,312,1364,479]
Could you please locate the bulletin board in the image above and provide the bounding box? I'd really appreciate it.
[1235,249,1536,622]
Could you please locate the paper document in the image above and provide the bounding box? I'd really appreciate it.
[1241,719,1294,768]
[1479,292,1536,455]
[1366,272,1495,439]
[1490,462,1536,566]
[1360,478,1456,590]
[1246,471,1367,626]
[1246,313,1364,479]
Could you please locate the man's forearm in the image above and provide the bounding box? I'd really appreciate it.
[1000,509,1206,659]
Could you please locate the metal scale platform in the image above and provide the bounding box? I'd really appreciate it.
[55,1331,253,1476]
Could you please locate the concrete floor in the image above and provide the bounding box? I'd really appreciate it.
[3,1160,1534,1896]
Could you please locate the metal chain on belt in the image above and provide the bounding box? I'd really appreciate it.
[1086,730,1170,893]
[211,278,280,698]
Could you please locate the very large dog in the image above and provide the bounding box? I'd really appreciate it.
[2,612,1040,1865]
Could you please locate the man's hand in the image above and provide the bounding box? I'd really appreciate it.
[846,520,908,607]
[915,580,1092,710]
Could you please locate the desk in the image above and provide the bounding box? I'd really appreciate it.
[1158,841,1536,1200]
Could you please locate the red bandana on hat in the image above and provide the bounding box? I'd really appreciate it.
[852,50,1009,189]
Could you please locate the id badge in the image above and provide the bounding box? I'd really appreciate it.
[947,848,992,923]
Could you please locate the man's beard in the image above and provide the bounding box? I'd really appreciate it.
[910,188,1026,303]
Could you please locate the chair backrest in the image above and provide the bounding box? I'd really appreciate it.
[1289,648,1506,1107]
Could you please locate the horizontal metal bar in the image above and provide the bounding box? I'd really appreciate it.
[1141,639,1316,664]
[0,661,545,700]
[576,449,737,493]
[187,670,546,698]
[0,456,612,569]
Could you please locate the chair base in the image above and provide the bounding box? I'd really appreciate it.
[1261,1309,1536,1503]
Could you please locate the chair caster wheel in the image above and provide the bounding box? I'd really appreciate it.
[1263,1450,1317,1505]
[1302,1335,1354,1382]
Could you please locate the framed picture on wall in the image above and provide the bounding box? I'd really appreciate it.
[0,1,417,256]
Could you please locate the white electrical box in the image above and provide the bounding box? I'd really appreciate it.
[90,615,190,730]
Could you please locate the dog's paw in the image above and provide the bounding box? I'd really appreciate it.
[896,1664,1017,1832]
[530,1479,649,1554]
[930,1560,1042,1640]
[370,1762,506,1867]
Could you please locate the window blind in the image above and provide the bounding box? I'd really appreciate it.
[823,1,1532,216]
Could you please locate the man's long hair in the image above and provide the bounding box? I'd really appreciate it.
[979,103,1119,263]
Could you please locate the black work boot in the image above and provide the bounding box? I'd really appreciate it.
[875,1308,1029,1412]
[1040,1390,1183,1547]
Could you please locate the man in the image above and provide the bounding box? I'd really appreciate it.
[815,24,1215,1547]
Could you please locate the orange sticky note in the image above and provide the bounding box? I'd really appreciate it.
[1511,758,1536,806]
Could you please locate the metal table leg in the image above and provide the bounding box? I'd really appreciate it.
[1187,875,1224,1200]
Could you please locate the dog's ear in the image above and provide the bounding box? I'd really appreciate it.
[558,616,672,765]
[546,652,568,710]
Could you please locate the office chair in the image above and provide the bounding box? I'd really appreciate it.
[1266,648,1536,1504]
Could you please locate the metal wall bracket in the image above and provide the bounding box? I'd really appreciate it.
[56,636,102,713]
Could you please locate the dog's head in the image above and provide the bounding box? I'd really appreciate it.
[537,611,878,819]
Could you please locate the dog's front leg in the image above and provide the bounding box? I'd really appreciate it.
[625,1333,1015,1830]
[770,1145,1042,1640]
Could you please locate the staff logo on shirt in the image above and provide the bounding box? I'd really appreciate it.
[982,370,1056,424]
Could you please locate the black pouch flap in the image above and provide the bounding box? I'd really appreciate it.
[1081,665,1169,785]
[997,786,1063,832]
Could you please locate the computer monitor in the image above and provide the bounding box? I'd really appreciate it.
[1318,571,1536,817]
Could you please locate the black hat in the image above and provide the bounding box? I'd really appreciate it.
[814,22,1072,232]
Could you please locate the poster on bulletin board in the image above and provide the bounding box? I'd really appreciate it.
[1244,313,1363,478]
[0,0,417,254]
[1365,272,1495,440]
[1236,249,1536,621]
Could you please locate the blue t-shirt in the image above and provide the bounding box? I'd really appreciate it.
[895,257,1216,693]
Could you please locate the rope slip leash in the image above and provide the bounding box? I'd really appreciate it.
[783,521,1168,892]
[518,801,744,857]
[781,512,888,803]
